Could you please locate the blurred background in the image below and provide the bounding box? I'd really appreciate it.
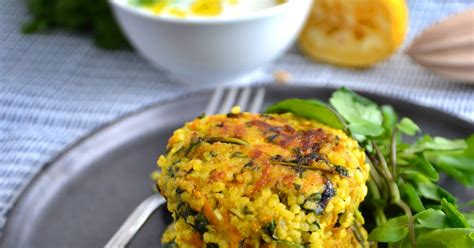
[0,0,473,234]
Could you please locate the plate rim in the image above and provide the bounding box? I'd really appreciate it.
[1,84,473,244]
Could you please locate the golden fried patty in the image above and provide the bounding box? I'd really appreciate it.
[157,111,370,248]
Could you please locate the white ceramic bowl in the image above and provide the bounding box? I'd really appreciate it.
[110,0,313,85]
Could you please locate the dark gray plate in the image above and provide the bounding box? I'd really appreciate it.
[2,85,473,248]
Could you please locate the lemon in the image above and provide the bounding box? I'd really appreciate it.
[299,0,409,67]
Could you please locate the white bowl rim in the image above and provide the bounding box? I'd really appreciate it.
[109,0,306,25]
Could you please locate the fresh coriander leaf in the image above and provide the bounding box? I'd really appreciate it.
[441,199,470,228]
[400,183,425,213]
[416,228,474,248]
[406,136,467,154]
[415,209,449,229]
[368,216,408,242]
[265,98,345,129]
[397,117,420,136]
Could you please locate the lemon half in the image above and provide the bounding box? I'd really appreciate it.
[299,0,409,67]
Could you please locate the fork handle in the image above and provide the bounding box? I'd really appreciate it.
[105,194,166,248]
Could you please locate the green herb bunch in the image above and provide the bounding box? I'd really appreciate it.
[266,88,474,247]
[23,0,130,49]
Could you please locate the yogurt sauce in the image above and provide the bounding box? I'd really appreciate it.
[134,0,285,19]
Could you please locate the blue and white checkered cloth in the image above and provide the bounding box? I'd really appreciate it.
[0,0,473,233]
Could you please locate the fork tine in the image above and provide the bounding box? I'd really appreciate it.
[105,194,165,248]
[249,87,266,113]
[205,87,224,115]
[236,87,251,112]
[218,87,239,114]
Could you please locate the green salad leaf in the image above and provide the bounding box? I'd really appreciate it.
[416,228,474,248]
[381,105,398,131]
[425,135,474,187]
[442,199,470,228]
[406,136,467,154]
[400,183,425,213]
[329,87,384,137]
[415,209,449,229]
[368,216,408,242]
[397,117,420,136]
[413,153,439,182]
[265,98,345,129]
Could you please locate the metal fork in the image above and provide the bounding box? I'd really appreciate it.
[105,86,266,248]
